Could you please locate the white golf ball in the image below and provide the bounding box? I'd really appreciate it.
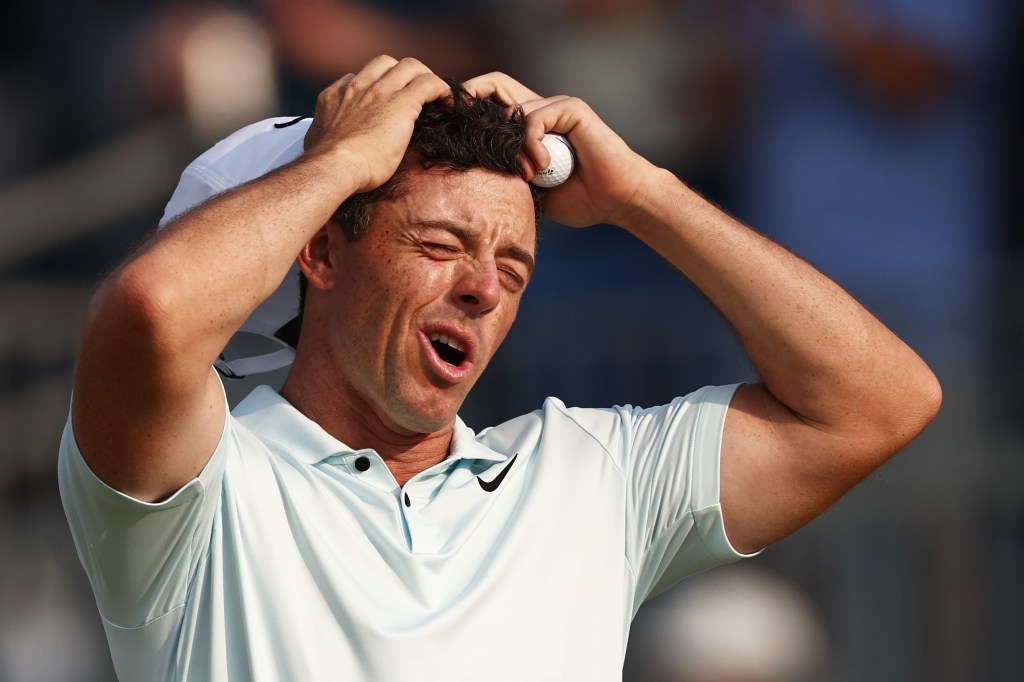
[531,133,575,188]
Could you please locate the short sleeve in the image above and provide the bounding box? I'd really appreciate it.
[617,384,757,603]
[57,388,232,628]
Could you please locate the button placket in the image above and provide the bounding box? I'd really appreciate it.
[400,484,421,553]
[399,463,449,513]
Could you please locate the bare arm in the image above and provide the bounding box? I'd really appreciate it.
[465,73,942,554]
[72,57,450,502]
[616,176,941,553]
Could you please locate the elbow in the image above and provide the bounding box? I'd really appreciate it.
[919,369,943,424]
[73,262,189,405]
[82,262,181,357]
[912,367,943,434]
[887,363,943,451]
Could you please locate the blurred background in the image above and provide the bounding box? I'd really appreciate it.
[1,0,1021,679]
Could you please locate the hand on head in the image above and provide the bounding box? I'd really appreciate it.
[302,56,451,194]
[463,72,657,229]
[302,57,659,230]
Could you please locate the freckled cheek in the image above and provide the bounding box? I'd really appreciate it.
[394,261,458,297]
[480,302,520,351]
[360,261,410,298]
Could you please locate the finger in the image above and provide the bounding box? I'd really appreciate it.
[323,71,356,92]
[463,72,542,104]
[306,73,356,150]
[352,57,448,111]
[518,95,574,121]
[375,56,436,90]
[404,70,456,106]
[516,96,579,170]
[347,54,401,90]
[332,72,356,96]
[364,55,448,107]
[314,72,356,108]
[377,57,452,106]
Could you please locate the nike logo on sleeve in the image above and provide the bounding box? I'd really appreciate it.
[477,453,518,492]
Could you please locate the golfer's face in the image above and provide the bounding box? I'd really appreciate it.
[325,166,536,435]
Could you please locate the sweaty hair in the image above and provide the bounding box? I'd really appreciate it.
[290,80,542,344]
[332,78,542,239]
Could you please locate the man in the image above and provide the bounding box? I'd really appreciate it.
[59,56,940,680]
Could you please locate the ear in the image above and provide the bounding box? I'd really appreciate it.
[298,222,339,291]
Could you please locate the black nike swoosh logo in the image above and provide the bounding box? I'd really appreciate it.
[477,453,518,492]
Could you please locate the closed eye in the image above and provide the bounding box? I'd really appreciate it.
[422,242,460,255]
[499,266,527,292]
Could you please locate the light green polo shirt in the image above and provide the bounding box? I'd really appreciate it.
[59,382,750,681]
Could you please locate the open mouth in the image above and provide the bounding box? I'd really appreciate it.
[429,332,467,367]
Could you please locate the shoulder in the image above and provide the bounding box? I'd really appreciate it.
[476,397,619,455]
[476,385,739,467]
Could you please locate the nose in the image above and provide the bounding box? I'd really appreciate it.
[452,264,500,316]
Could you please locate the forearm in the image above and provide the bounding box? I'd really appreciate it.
[70,147,359,501]
[619,168,939,437]
[70,59,450,501]
[106,147,360,366]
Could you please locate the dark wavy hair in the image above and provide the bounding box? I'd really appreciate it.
[286,80,541,347]
[332,78,542,239]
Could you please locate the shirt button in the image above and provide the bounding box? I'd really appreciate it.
[404,493,411,507]
[354,456,370,472]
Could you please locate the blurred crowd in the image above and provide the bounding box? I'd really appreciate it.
[1,1,1021,680]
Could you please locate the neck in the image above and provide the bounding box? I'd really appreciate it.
[281,357,454,487]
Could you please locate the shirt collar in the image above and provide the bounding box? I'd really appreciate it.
[232,385,508,466]
[450,418,508,463]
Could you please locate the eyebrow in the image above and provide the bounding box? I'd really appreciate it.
[414,219,536,275]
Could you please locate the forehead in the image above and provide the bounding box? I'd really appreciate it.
[383,167,537,252]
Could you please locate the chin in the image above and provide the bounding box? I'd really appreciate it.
[396,412,456,436]
[390,396,462,435]
[381,375,476,434]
